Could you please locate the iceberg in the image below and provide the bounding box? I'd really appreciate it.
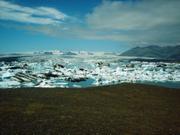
[0,52,179,88]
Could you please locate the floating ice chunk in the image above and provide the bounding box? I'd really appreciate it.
[1,70,14,79]
[72,84,82,88]
[22,82,36,87]
[35,80,55,88]
[0,80,20,88]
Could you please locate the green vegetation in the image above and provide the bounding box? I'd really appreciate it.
[0,84,180,135]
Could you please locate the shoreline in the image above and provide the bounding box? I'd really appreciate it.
[0,83,180,90]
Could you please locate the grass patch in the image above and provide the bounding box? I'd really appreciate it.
[0,83,180,135]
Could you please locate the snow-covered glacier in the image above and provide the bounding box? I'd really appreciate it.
[0,52,180,88]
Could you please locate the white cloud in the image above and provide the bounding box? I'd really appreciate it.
[87,0,180,30]
[0,0,67,25]
[1,0,180,46]
[85,0,180,45]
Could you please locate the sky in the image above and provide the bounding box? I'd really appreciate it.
[0,0,180,53]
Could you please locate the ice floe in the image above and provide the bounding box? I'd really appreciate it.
[0,52,180,88]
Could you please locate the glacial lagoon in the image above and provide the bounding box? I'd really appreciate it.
[0,52,180,88]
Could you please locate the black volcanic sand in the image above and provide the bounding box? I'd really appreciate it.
[0,84,180,135]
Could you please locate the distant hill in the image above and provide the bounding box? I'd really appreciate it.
[64,51,77,55]
[120,45,180,60]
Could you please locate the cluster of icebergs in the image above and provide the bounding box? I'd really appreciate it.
[0,52,180,88]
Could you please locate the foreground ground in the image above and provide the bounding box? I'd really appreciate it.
[0,84,180,135]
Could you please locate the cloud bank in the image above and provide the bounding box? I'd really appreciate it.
[0,0,67,25]
[87,0,180,30]
[86,0,180,45]
[0,0,180,46]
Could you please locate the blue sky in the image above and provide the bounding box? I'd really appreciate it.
[0,0,180,53]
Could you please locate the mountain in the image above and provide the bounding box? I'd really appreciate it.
[120,45,180,60]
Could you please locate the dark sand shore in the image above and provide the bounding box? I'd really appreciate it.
[0,83,180,135]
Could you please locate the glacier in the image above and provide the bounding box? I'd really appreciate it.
[0,52,180,88]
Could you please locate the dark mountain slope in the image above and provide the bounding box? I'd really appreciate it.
[120,45,180,60]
